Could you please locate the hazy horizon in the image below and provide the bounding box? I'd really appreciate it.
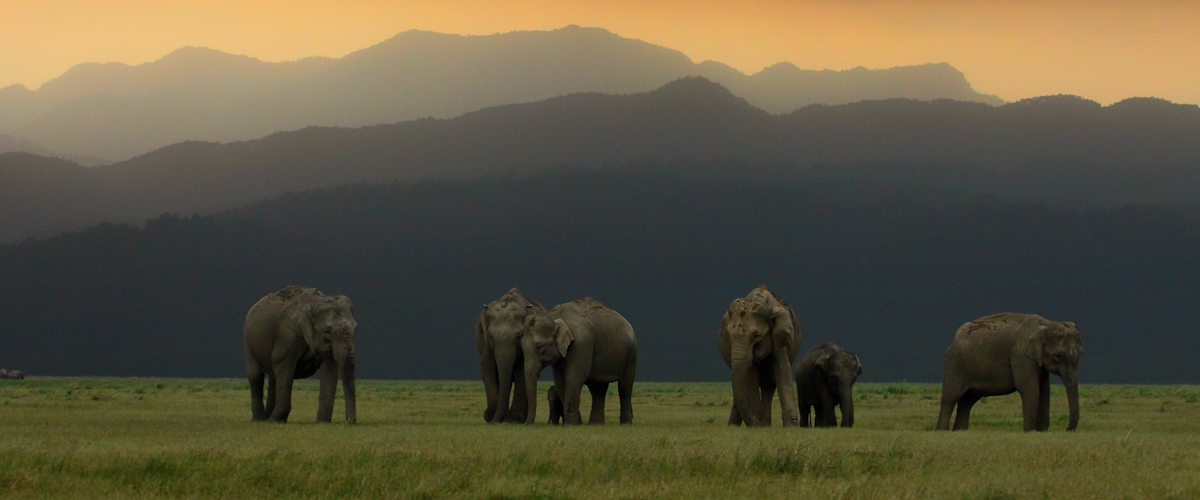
[3,1,1199,106]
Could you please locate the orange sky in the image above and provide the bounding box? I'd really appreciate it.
[2,0,1197,105]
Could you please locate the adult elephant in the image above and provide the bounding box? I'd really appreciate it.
[244,285,358,424]
[795,343,861,428]
[0,369,8,379]
[521,298,637,425]
[718,286,802,427]
[11,370,23,380]
[937,313,1083,432]
[476,288,544,424]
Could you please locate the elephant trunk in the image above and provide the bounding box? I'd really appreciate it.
[491,345,518,424]
[338,352,357,424]
[523,343,542,424]
[730,344,760,427]
[838,383,855,428]
[1063,368,1079,431]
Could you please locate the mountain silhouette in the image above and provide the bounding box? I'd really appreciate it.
[0,26,1002,161]
[3,165,1198,383]
[2,78,1196,243]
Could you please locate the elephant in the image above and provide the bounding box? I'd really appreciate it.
[244,285,358,424]
[547,385,564,425]
[937,313,1083,432]
[521,297,637,425]
[0,369,7,379]
[476,288,545,424]
[11,370,24,380]
[795,343,861,428]
[718,285,802,427]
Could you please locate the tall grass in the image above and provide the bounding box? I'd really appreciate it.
[3,378,1199,499]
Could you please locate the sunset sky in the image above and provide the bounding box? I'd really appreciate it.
[2,0,1197,105]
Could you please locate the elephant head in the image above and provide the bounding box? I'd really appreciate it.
[721,294,796,426]
[815,349,862,427]
[300,295,358,423]
[1023,321,1083,430]
[477,288,544,423]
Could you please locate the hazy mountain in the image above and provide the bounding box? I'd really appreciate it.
[3,165,1197,383]
[0,26,1002,161]
[0,134,107,166]
[2,78,1196,243]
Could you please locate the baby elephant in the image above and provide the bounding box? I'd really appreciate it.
[795,343,862,427]
[547,385,564,425]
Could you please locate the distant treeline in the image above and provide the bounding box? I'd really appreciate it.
[3,78,1198,242]
[3,164,1199,383]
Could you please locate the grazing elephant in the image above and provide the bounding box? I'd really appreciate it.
[521,298,637,425]
[11,370,24,380]
[795,343,861,428]
[476,288,545,424]
[547,385,564,425]
[244,285,358,424]
[718,285,802,427]
[937,313,1082,432]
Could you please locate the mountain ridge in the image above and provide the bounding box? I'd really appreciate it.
[1,77,1196,243]
[0,25,1003,161]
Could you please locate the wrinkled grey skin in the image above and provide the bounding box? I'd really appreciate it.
[938,313,1083,432]
[244,285,358,424]
[476,288,544,424]
[547,385,564,425]
[522,298,638,425]
[718,286,802,427]
[795,343,861,428]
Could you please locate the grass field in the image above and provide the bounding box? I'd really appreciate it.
[2,378,1200,499]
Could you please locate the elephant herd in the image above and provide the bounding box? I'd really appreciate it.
[238,284,1082,432]
[0,369,25,380]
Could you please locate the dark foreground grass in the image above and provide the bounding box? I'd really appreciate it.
[3,378,1200,499]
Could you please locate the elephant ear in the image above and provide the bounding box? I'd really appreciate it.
[1023,325,1048,366]
[553,319,574,358]
[769,306,795,350]
[475,309,490,350]
[854,355,863,375]
[814,352,832,372]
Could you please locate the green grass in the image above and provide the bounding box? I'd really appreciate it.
[3,378,1200,499]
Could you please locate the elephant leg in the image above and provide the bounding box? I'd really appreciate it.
[552,365,584,426]
[481,350,499,423]
[1013,361,1042,432]
[507,358,529,423]
[247,361,267,421]
[587,381,609,425]
[772,350,801,427]
[952,392,982,431]
[728,405,743,426]
[799,396,812,427]
[1036,368,1051,432]
[937,375,966,431]
[316,358,338,423]
[265,375,277,416]
[618,357,635,425]
[268,366,296,423]
[759,384,776,427]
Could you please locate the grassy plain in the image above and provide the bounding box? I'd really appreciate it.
[2,378,1199,499]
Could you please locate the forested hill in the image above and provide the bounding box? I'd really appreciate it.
[3,164,1198,383]
[2,78,1198,243]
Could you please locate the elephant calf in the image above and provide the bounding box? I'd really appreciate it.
[244,285,358,424]
[938,313,1082,432]
[547,385,564,425]
[795,343,861,428]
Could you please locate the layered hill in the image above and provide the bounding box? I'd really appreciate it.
[3,165,1198,383]
[0,26,1001,161]
[2,78,1197,243]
